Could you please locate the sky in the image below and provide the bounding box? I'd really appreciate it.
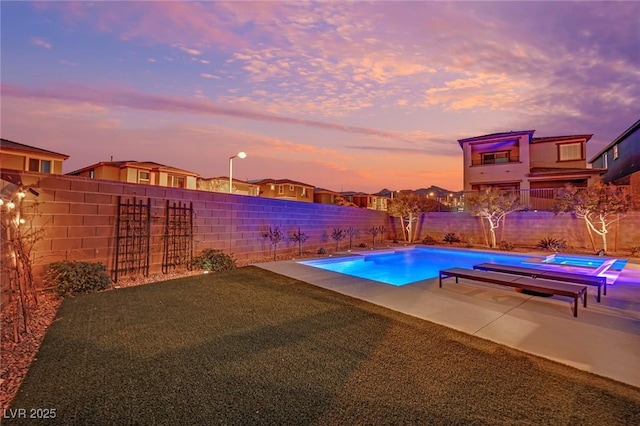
[1,1,639,193]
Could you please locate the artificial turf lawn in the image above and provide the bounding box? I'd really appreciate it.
[6,266,640,425]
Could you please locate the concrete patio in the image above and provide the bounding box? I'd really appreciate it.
[254,256,640,389]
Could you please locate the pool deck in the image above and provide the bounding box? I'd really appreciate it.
[253,253,640,389]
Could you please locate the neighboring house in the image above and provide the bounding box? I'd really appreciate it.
[67,161,198,189]
[341,191,388,211]
[314,187,341,205]
[589,119,640,193]
[458,130,604,192]
[0,138,69,174]
[197,176,259,196]
[250,178,314,203]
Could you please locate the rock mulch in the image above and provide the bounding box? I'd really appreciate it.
[0,294,61,410]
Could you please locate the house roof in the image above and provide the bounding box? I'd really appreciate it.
[531,134,593,144]
[589,119,640,163]
[198,176,258,185]
[67,161,199,176]
[457,130,535,147]
[314,187,340,194]
[248,178,315,187]
[0,138,70,159]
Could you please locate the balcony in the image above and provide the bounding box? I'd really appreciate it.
[471,156,520,166]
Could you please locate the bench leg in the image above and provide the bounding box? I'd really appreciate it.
[583,291,587,308]
[574,297,578,317]
[597,285,601,303]
[603,280,607,296]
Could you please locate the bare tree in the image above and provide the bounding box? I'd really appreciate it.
[331,228,346,251]
[465,187,524,248]
[387,194,438,242]
[263,224,284,260]
[553,182,635,253]
[290,227,309,256]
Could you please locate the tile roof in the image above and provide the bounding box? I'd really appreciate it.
[67,160,198,176]
[0,138,69,159]
[248,178,315,187]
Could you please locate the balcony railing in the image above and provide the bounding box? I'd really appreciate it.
[471,156,520,166]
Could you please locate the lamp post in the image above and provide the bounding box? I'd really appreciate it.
[229,151,247,194]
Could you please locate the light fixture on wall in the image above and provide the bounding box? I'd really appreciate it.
[229,151,247,194]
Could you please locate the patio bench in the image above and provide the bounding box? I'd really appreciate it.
[439,267,588,317]
[472,263,606,303]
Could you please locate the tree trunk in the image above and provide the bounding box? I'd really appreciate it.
[584,218,597,251]
[479,216,489,247]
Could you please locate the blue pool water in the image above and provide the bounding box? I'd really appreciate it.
[540,254,627,271]
[298,247,624,286]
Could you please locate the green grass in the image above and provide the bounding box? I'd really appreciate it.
[7,266,640,425]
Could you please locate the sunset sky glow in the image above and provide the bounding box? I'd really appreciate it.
[1,1,638,193]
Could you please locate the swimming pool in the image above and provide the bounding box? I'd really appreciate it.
[298,247,624,286]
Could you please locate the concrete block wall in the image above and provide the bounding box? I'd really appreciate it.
[2,170,639,305]
[1,171,390,293]
[414,211,640,251]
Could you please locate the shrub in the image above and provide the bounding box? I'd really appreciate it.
[317,247,326,255]
[443,233,461,244]
[193,249,236,272]
[630,247,640,257]
[498,240,515,251]
[465,237,475,248]
[45,261,111,297]
[422,235,438,245]
[358,242,368,248]
[537,237,567,252]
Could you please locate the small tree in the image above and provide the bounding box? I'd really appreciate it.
[331,228,346,251]
[345,227,357,250]
[465,187,524,248]
[290,227,309,256]
[553,182,635,253]
[387,194,438,242]
[263,224,284,260]
[368,226,379,247]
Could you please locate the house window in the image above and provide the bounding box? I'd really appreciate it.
[481,151,509,165]
[278,185,284,194]
[168,175,185,188]
[301,187,307,197]
[289,185,294,191]
[558,142,583,161]
[28,158,52,173]
[138,171,150,184]
[603,153,608,169]
[613,145,619,159]
[89,170,95,179]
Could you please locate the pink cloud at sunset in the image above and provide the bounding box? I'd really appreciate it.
[1,1,638,193]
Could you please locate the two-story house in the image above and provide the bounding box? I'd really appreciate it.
[197,176,259,196]
[459,130,604,193]
[250,178,314,203]
[67,161,198,189]
[341,191,388,211]
[589,119,640,193]
[314,187,341,205]
[0,138,69,174]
